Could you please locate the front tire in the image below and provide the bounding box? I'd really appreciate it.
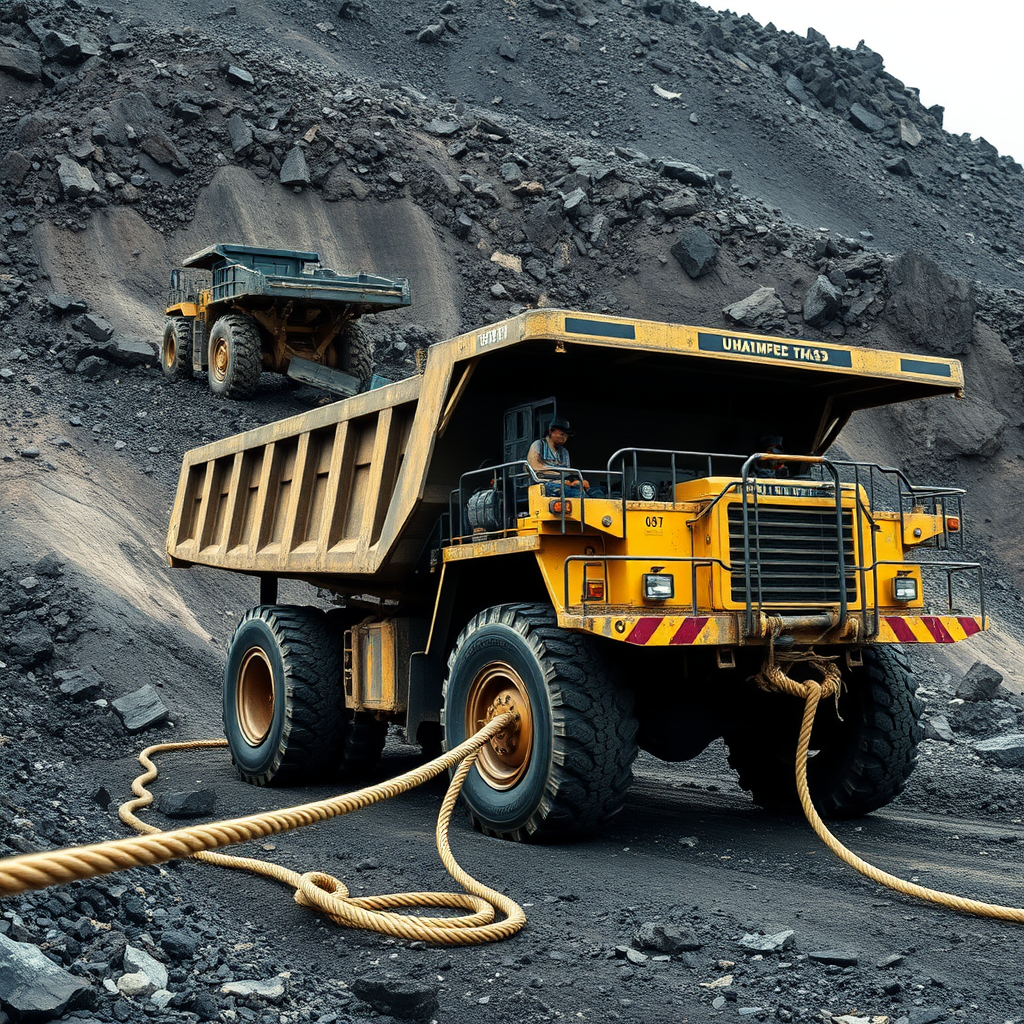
[208,314,263,399]
[223,605,344,786]
[161,318,193,380]
[724,647,922,817]
[442,603,638,842]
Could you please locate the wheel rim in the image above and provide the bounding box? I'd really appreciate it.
[212,335,230,382]
[465,663,534,790]
[163,332,176,369]
[237,647,275,746]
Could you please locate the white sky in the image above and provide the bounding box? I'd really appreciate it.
[712,2,1022,162]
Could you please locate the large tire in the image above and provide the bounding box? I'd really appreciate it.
[161,317,193,380]
[208,314,263,399]
[340,710,388,777]
[341,320,374,387]
[223,605,344,786]
[442,603,638,842]
[724,646,922,817]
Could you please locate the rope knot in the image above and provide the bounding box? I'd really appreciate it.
[294,871,349,910]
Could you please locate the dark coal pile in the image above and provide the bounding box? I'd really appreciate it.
[2,0,1024,1021]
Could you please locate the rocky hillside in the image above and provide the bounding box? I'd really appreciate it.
[1,0,1023,1021]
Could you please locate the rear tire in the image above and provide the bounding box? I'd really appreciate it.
[340,710,388,777]
[341,321,374,388]
[208,314,263,399]
[724,647,922,817]
[223,605,344,786]
[161,318,193,380]
[442,603,638,842]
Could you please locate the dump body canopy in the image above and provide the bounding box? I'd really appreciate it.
[175,243,412,310]
[166,308,964,599]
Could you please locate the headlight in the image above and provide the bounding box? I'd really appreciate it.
[635,479,658,501]
[643,573,674,600]
[892,576,918,602]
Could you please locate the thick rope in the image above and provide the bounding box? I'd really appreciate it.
[0,715,527,945]
[759,654,1024,923]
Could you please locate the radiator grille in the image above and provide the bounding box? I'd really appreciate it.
[728,503,856,604]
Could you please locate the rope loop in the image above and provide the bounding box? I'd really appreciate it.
[0,714,527,945]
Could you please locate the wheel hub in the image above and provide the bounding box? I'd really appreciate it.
[237,647,274,746]
[466,664,533,790]
[212,337,229,380]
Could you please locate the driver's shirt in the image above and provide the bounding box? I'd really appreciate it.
[530,438,570,477]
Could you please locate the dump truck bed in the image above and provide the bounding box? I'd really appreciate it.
[205,263,410,309]
[177,242,411,312]
[166,308,964,599]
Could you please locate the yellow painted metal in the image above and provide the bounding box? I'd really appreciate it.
[874,615,988,644]
[167,308,977,650]
[345,618,426,712]
[349,620,398,711]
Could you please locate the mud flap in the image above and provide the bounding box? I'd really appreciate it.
[286,356,361,397]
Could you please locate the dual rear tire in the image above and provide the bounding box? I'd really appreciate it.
[222,601,639,843]
[223,605,386,785]
[159,314,262,399]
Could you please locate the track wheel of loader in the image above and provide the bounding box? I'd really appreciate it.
[161,317,193,380]
[223,605,344,786]
[208,314,262,399]
[724,646,923,817]
[442,603,638,842]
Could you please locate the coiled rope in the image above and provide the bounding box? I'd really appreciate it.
[0,713,527,945]
[2,665,1021,933]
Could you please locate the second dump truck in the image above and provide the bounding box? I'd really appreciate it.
[161,243,411,400]
[167,309,987,841]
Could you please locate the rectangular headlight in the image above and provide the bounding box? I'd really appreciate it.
[643,573,674,600]
[892,576,918,602]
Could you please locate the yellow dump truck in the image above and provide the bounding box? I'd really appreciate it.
[161,244,411,400]
[167,309,987,841]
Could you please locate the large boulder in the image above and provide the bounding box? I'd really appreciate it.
[0,43,41,81]
[803,275,841,327]
[885,251,975,356]
[723,287,788,332]
[670,225,718,279]
[55,155,100,199]
[0,934,90,1019]
[956,662,1004,701]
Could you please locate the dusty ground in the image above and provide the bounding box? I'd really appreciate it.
[1,0,1023,1021]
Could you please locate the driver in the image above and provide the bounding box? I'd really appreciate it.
[528,418,589,497]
